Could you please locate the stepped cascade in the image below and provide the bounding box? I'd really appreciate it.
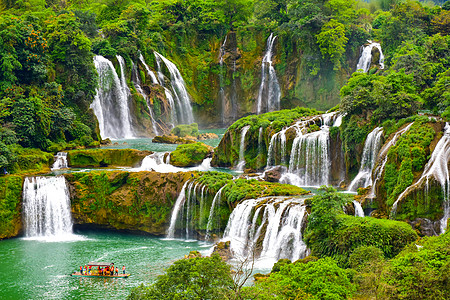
[348,127,384,192]
[22,176,73,239]
[236,125,251,172]
[222,196,308,265]
[356,40,385,73]
[132,62,160,135]
[392,124,450,233]
[267,113,340,187]
[369,123,414,198]
[51,152,68,170]
[205,186,226,240]
[256,33,281,114]
[154,52,194,125]
[90,55,134,139]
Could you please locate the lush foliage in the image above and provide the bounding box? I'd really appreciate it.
[170,142,210,167]
[127,253,233,300]
[0,175,23,239]
[67,149,151,168]
[305,187,418,267]
[243,257,356,300]
[171,123,199,138]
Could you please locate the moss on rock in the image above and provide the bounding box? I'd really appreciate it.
[0,175,23,239]
[65,171,192,235]
[67,149,152,168]
[170,142,213,167]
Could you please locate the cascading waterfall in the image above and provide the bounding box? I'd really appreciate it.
[22,176,73,239]
[90,55,134,139]
[154,52,194,125]
[222,196,308,266]
[51,152,68,170]
[167,181,189,239]
[256,33,281,114]
[347,127,383,192]
[353,200,365,217]
[205,186,226,240]
[369,123,414,198]
[392,124,450,233]
[356,40,385,73]
[236,125,251,172]
[132,63,160,135]
[139,53,159,84]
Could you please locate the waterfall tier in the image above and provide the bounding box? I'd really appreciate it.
[266,113,341,187]
[154,52,194,125]
[51,152,68,170]
[222,196,308,267]
[356,40,385,73]
[348,127,384,192]
[90,55,134,139]
[23,176,76,241]
[257,33,281,114]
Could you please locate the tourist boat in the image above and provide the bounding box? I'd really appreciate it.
[71,262,130,278]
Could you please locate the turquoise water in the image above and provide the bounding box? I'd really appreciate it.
[0,231,212,299]
[101,128,226,152]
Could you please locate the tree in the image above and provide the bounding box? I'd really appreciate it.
[316,19,348,69]
[127,252,233,300]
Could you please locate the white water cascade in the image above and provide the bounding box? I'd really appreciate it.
[369,123,414,198]
[222,196,308,266]
[90,55,134,139]
[392,124,450,233]
[154,52,194,125]
[132,63,160,136]
[353,200,365,217]
[236,125,251,172]
[22,176,76,240]
[51,152,68,170]
[266,113,340,187]
[167,181,189,239]
[139,53,159,84]
[256,33,281,114]
[205,186,226,240]
[138,153,211,173]
[348,127,384,192]
[356,40,385,73]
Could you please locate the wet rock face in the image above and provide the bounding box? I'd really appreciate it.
[410,218,441,236]
[264,166,283,182]
[65,171,192,236]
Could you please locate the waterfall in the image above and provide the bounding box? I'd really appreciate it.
[90,55,134,139]
[167,181,189,239]
[138,53,159,84]
[51,152,68,170]
[154,52,194,125]
[132,63,160,136]
[205,186,226,240]
[236,125,251,172]
[392,124,450,233]
[353,200,365,217]
[22,176,74,240]
[258,127,264,166]
[222,196,308,266]
[348,127,383,192]
[356,40,385,73]
[369,123,414,198]
[256,33,281,114]
[219,36,227,126]
[138,153,211,173]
